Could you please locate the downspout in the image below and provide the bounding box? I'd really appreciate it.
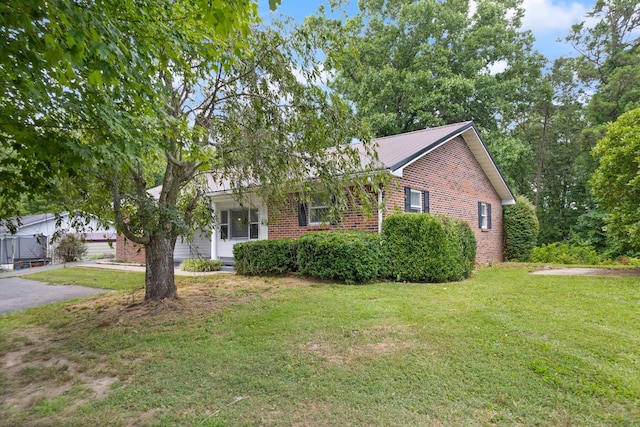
[378,190,383,234]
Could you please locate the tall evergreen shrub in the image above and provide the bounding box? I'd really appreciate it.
[503,195,539,261]
[382,213,476,282]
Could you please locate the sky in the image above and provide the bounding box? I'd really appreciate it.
[258,0,598,62]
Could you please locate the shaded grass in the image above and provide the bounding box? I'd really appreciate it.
[1,267,639,426]
[27,267,145,291]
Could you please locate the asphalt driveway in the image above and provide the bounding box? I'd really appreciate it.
[0,277,109,315]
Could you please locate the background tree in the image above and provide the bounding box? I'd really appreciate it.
[591,108,640,253]
[566,0,640,253]
[505,0,639,250]
[316,0,545,138]
[567,0,640,130]
[512,60,590,244]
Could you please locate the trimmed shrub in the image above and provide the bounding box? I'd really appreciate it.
[234,239,298,275]
[503,195,539,261]
[451,216,477,278]
[297,231,384,284]
[54,235,87,262]
[382,213,476,282]
[179,258,222,272]
[532,242,601,265]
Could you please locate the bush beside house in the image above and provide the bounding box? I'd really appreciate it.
[54,235,88,262]
[383,213,476,283]
[235,213,476,284]
[234,239,298,275]
[503,195,539,261]
[179,258,222,272]
[297,231,384,284]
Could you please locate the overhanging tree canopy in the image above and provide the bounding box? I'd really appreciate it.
[3,1,383,300]
[1,0,264,226]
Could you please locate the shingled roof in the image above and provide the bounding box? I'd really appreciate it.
[355,121,515,205]
[203,121,514,205]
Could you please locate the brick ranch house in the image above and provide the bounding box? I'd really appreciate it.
[117,121,515,265]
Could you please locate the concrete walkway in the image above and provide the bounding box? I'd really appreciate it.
[1,260,234,278]
[530,267,640,277]
[0,260,100,279]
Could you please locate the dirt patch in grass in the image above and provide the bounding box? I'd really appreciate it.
[61,273,317,326]
[0,327,119,414]
[300,325,419,365]
[0,274,315,418]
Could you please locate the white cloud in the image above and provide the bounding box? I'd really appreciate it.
[487,60,508,75]
[521,0,588,33]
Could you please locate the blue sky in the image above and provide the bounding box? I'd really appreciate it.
[258,0,598,62]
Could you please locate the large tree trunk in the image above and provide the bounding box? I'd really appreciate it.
[144,234,177,300]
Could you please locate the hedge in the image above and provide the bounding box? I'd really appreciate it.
[297,231,384,284]
[233,239,298,275]
[503,195,539,261]
[382,213,476,282]
[234,213,476,284]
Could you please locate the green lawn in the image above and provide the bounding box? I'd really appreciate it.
[27,267,146,291]
[1,267,638,426]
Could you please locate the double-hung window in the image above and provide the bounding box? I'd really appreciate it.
[409,189,422,213]
[478,202,491,230]
[220,211,229,239]
[308,194,331,225]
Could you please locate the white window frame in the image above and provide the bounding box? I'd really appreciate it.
[308,195,331,225]
[219,210,229,240]
[479,202,488,229]
[220,208,259,240]
[409,189,422,213]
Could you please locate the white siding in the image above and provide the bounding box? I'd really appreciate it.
[85,242,116,258]
[174,231,212,261]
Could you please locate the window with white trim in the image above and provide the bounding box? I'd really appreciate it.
[220,208,259,240]
[220,210,228,239]
[409,189,422,213]
[308,194,331,225]
[479,202,488,229]
[249,209,259,239]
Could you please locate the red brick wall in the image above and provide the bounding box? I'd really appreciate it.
[267,136,504,263]
[115,234,146,264]
[268,193,378,240]
[385,136,503,263]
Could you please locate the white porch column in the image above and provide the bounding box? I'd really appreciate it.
[210,202,218,260]
[378,190,383,234]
